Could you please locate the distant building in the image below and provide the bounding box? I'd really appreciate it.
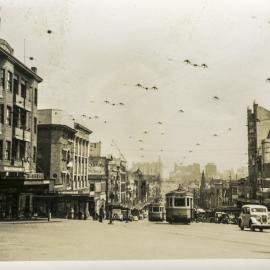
[205,163,217,180]
[169,163,200,186]
[131,156,162,178]
[89,141,101,157]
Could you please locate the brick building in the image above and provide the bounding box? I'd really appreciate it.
[37,109,93,218]
[0,39,51,220]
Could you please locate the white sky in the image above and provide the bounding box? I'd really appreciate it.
[1,0,270,176]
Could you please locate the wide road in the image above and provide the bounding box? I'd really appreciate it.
[0,219,269,260]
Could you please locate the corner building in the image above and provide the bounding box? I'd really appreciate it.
[0,39,50,220]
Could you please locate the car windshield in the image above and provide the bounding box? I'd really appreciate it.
[251,208,266,213]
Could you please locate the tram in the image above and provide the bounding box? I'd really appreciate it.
[148,203,165,222]
[165,188,193,224]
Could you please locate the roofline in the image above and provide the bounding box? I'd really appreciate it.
[0,47,43,82]
[74,122,92,134]
[38,124,77,134]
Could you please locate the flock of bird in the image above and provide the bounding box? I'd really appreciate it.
[135,83,158,91]
[25,27,262,162]
[184,59,208,69]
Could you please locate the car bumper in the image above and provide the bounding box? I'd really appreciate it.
[251,224,270,229]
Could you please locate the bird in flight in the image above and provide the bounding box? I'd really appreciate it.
[152,86,158,90]
[135,83,143,88]
[118,102,125,106]
[47,30,52,34]
[143,131,148,134]
[189,150,193,153]
[104,100,110,104]
[81,114,86,117]
[144,87,149,90]
[104,120,107,124]
[157,121,163,125]
[88,116,92,119]
[184,59,191,64]
[138,139,143,142]
[178,109,184,113]
[228,128,232,131]
[94,116,99,119]
[213,96,219,100]
[193,64,198,67]
[29,56,34,61]
[213,134,218,137]
[111,103,116,106]
[201,64,208,68]
[196,143,200,146]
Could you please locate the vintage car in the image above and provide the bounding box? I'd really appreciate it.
[238,204,270,232]
[112,209,124,221]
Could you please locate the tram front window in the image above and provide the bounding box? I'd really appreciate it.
[174,198,185,207]
[152,207,159,212]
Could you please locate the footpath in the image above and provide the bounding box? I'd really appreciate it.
[0,218,66,224]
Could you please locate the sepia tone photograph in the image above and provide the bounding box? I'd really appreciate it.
[0,0,270,267]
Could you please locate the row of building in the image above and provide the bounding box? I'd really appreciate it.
[0,39,162,220]
[195,102,270,210]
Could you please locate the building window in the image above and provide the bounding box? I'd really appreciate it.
[34,88,38,106]
[0,140,3,160]
[7,71,12,92]
[33,146,36,162]
[4,141,11,160]
[6,106,12,126]
[34,117,37,133]
[0,104,4,124]
[0,69,5,89]
[19,141,25,160]
[21,80,26,99]
[13,75,19,95]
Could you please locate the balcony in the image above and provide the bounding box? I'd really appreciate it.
[15,94,32,111]
[14,127,31,142]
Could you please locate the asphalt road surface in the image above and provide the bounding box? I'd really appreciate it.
[0,219,269,260]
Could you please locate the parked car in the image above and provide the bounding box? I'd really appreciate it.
[214,211,225,223]
[112,209,124,221]
[238,204,270,232]
[121,209,133,221]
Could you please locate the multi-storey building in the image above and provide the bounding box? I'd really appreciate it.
[131,156,162,178]
[37,109,92,218]
[169,163,200,186]
[89,141,101,157]
[108,157,128,206]
[0,39,51,220]
[205,163,217,181]
[247,103,270,200]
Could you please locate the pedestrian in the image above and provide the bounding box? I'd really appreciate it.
[99,205,104,223]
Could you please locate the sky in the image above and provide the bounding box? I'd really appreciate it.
[1,0,270,177]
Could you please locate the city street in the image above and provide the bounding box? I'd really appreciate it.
[0,219,269,260]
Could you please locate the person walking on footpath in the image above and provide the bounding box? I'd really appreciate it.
[99,205,104,223]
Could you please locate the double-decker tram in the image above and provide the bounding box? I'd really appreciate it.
[165,188,193,224]
[148,203,165,222]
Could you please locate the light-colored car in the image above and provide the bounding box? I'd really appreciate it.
[238,204,270,232]
[112,209,124,221]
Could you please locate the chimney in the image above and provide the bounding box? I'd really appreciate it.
[31,67,37,73]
